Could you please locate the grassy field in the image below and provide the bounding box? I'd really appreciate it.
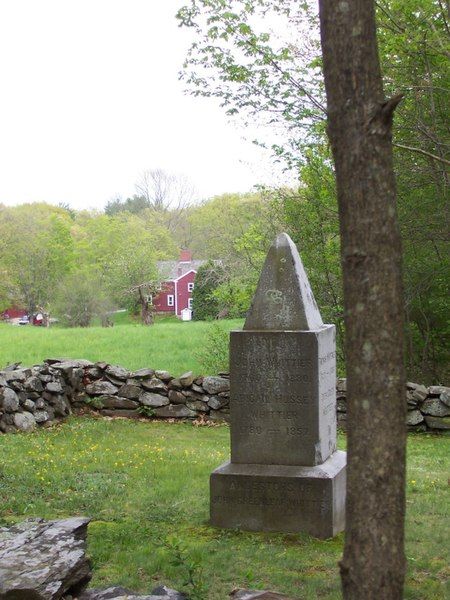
[0,418,448,599]
[0,316,243,376]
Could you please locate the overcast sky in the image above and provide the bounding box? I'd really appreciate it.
[0,0,287,211]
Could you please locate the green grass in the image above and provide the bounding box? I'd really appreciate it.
[0,317,243,376]
[0,419,448,599]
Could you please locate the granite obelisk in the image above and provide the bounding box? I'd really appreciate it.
[210,233,346,538]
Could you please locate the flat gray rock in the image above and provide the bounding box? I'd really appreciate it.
[154,404,196,418]
[202,376,230,395]
[230,589,297,599]
[131,368,155,379]
[118,384,143,400]
[79,585,186,599]
[105,365,130,381]
[0,517,91,599]
[139,392,169,407]
[85,381,118,396]
[421,398,450,417]
[141,378,167,393]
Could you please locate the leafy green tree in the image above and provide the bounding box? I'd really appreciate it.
[0,204,74,314]
[53,272,114,328]
[191,261,224,320]
[178,0,449,381]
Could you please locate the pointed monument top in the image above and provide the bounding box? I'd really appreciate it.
[244,233,324,331]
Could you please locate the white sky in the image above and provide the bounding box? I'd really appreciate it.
[0,0,288,211]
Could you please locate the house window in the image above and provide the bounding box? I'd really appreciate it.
[188,298,193,309]
[188,282,194,292]
[167,295,174,307]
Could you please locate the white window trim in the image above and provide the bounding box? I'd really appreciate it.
[167,294,174,307]
[188,298,193,309]
[188,282,194,292]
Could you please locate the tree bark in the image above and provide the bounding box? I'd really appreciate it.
[318,2,406,599]
[138,287,154,325]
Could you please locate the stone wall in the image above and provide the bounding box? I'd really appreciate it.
[0,359,448,434]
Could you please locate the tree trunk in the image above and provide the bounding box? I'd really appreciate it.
[138,288,153,325]
[318,2,406,599]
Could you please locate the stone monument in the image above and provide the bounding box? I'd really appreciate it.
[210,233,346,538]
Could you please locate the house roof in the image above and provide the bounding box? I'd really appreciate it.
[157,260,207,281]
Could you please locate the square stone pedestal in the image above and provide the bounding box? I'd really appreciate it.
[210,451,346,539]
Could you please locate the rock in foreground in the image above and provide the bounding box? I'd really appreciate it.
[0,517,91,599]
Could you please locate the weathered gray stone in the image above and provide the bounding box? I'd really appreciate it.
[429,386,450,407]
[99,396,140,410]
[208,395,229,410]
[141,378,167,393]
[230,589,297,599]
[1,369,30,382]
[46,381,65,394]
[51,359,93,371]
[202,376,230,395]
[105,364,129,380]
[132,368,155,379]
[429,385,450,396]
[0,517,91,599]
[140,392,169,407]
[181,389,207,401]
[179,371,194,387]
[336,378,346,392]
[406,409,424,426]
[1,387,20,412]
[154,404,196,418]
[424,415,450,430]
[24,399,36,412]
[101,409,140,419]
[79,584,186,599]
[24,376,44,392]
[168,377,183,390]
[186,400,209,412]
[168,390,186,404]
[14,411,37,431]
[412,384,428,402]
[51,395,71,417]
[35,398,46,409]
[210,233,345,538]
[85,381,118,396]
[421,398,450,417]
[118,384,142,400]
[34,410,50,423]
[155,370,172,382]
[336,397,347,413]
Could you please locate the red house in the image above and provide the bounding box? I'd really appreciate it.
[153,250,206,318]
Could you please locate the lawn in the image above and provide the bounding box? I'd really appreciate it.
[0,316,244,376]
[0,418,448,599]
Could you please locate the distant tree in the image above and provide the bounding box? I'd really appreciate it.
[53,273,114,328]
[192,261,225,320]
[104,195,151,216]
[0,204,74,314]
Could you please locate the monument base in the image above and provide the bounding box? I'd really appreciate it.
[210,451,346,539]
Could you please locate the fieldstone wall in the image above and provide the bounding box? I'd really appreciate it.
[0,360,448,434]
[336,378,450,433]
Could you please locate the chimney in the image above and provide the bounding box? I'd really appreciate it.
[179,249,192,263]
